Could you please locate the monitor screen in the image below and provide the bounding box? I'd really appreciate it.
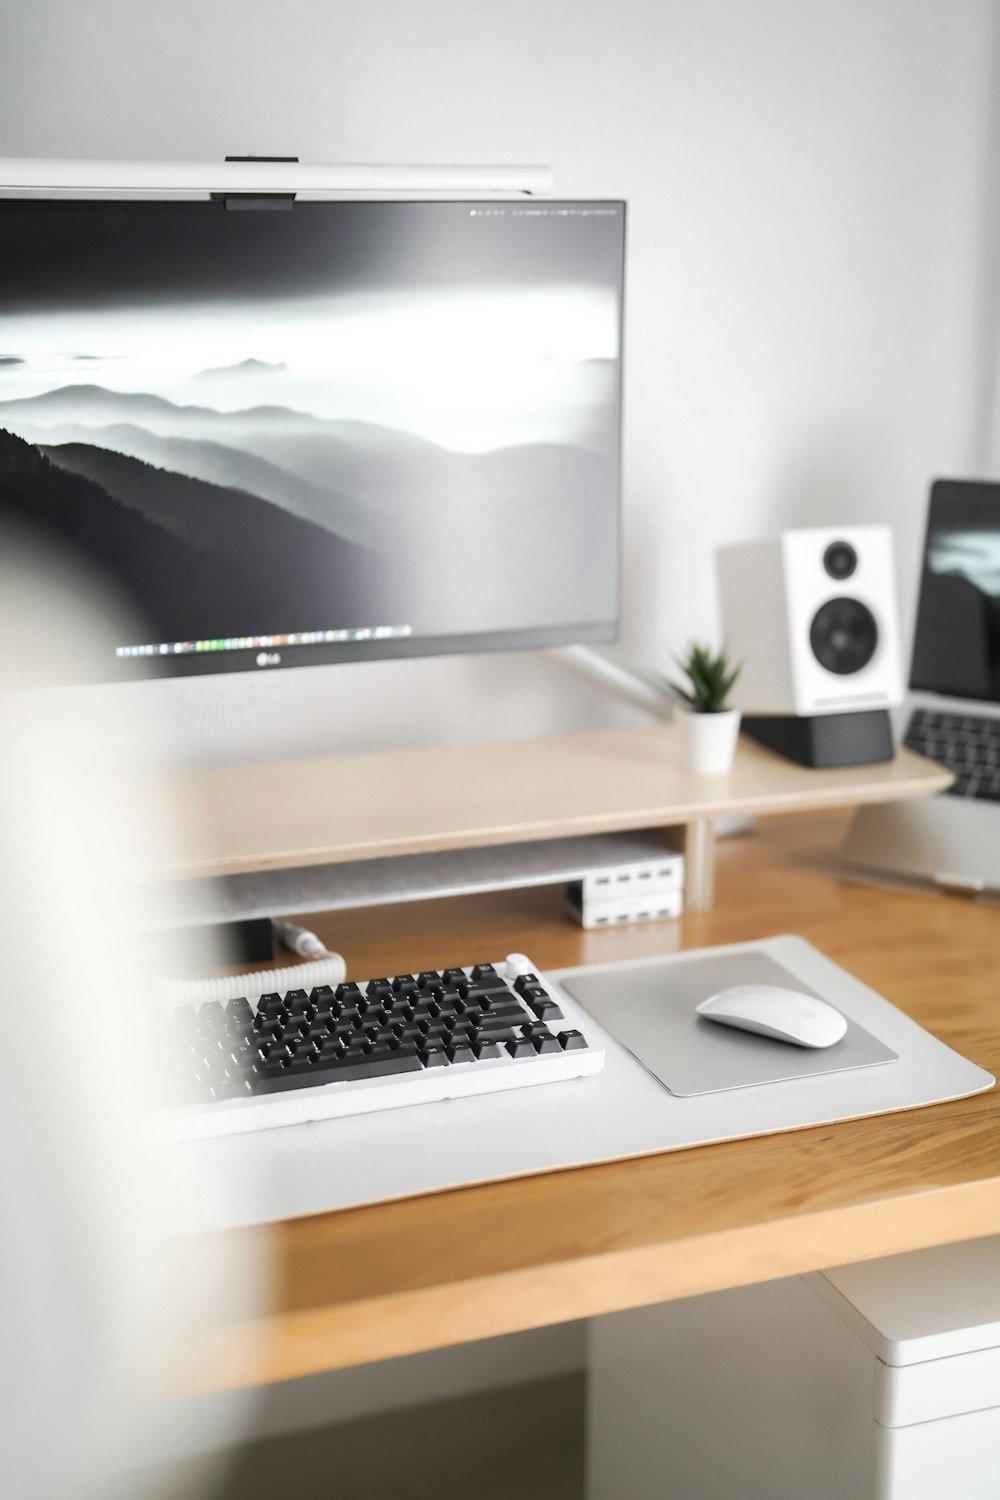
[0,197,624,680]
[911,478,1000,702]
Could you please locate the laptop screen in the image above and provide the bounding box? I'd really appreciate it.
[911,479,1000,702]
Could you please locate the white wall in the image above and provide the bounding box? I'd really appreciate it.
[2,0,998,765]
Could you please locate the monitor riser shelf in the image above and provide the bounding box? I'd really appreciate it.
[135,727,949,945]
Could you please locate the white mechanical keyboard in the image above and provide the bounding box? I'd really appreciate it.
[160,953,604,1139]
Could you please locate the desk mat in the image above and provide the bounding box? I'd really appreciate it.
[165,935,994,1233]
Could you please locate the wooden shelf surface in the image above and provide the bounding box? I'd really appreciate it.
[176,809,1000,1393]
[138,726,948,880]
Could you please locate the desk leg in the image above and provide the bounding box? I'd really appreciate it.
[684,818,716,911]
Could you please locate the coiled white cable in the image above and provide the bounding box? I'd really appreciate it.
[160,921,347,1007]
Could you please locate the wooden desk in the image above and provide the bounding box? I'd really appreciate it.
[184,810,1000,1394]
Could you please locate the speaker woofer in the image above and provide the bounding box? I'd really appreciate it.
[809,597,878,675]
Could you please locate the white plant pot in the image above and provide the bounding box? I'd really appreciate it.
[675,706,742,775]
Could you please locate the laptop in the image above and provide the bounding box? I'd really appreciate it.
[841,478,1000,896]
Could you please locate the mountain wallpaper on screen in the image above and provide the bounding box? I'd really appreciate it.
[0,200,624,654]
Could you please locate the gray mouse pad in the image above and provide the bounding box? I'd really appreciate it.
[561,951,898,1097]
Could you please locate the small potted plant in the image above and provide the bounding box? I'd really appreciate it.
[667,643,743,775]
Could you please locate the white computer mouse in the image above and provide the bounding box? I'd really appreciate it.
[695,984,848,1049]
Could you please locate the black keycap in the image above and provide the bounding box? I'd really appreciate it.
[255,1059,290,1083]
[513,973,540,994]
[335,983,362,1001]
[472,1039,502,1060]
[310,985,335,1002]
[198,1001,227,1028]
[558,1030,588,1051]
[476,998,524,1019]
[420,1044,449,1067]
[392,975,419,994]
[253,1049,423,1093]
[278,1016,310,1039]
[506,1037,536,1058]
[476,1021,518,1042]
[283,1056,319,1075]
[225,996,253,1022]
[519,982,548,1002]
[446,1041,477,1064]
[471,963,497,980]
[528,998,564,1021]
[441,968,467,984]
[257,992,284,1011]
[533,1034,562,1054]
[417,971,442,988]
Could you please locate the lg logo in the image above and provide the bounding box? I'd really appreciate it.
[256,651,281,668]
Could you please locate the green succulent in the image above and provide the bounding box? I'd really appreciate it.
[667,642,742,714]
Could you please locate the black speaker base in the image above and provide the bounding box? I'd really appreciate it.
[742,710,894,768]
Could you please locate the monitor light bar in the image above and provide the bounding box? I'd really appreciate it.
[0,158,553,199]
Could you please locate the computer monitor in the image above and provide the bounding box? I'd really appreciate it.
[0,195,625,682]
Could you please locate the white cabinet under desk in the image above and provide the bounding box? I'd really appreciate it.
[588,1236,1000,1500]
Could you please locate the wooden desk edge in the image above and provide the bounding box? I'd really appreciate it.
[176,1177,1000,1395]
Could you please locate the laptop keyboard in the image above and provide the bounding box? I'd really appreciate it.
[903,709,1000,801]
